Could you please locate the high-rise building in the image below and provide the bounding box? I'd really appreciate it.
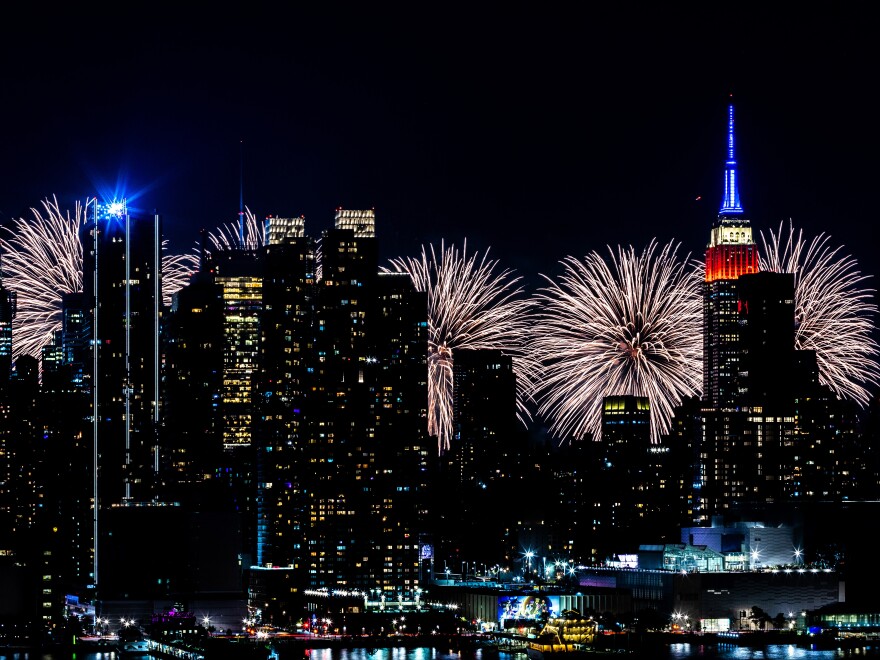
[703,103,759,410]
[333,208,376,237]
[82,200,162,509]
[299,210,428,597]
[163,245,226,506]
[433,349,518,567]
[736,271,796,413]
[213,247,264,567]
[255,218,316,570]
[698,103,761,523]
[0,272,15,388]
[592,395,679,552]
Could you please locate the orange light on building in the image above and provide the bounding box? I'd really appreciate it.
[704,244,759,282]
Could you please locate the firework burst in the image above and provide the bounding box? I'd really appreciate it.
[0,196,85,360]
[0,195,198,362]
[205,207,263,252]
[159,244,199,306]
[384,240,539,454]
[759,220,879,406]
[532,238,703,444]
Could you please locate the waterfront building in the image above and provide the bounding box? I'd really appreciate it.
[438,560,840,634]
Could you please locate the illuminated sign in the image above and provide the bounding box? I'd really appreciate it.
[498,595,559,620]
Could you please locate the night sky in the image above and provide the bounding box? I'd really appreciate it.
[1,5,877,293]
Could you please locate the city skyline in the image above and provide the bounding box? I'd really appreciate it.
[0,6,878,294]
[3,89,880,429]
[4,5,880,634]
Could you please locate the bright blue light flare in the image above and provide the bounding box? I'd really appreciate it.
[98,199,128,220]
[719,104,744,215]
[105,201,126,218]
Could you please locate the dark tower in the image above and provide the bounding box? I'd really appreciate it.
[0,264,16,390]
[163,243,225,507]
[594,395,677,552]
[82,200,161,506]
[736,271,796,413]
[434,349,517,567]
[81,199,162,597]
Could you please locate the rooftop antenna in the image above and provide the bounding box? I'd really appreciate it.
[238,139,245,247]
[199,228,209,272]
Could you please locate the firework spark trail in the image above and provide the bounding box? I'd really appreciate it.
[533,238,703,444]
[0,196,198,362]
[759,220,879,406]
[384,240,539,454]
[0,196,85,360]
[160,244,199,306]
[206,207,263,252]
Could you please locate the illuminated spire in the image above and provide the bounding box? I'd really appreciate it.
[719,103,743,216]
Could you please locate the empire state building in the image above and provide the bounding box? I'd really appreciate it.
[703,102,759,410]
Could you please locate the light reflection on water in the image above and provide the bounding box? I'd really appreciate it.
[304,650,493,660]
[5,646,880,660]
[667,641,866,659]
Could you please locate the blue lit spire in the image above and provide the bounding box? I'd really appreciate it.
[719,103,744,216]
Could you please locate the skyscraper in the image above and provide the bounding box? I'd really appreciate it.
[255,215,316,570]
[81,198,159,537]
[736,271,796,413]
[82,200,162,509]
[0,271,15,388]
[213,247,264,568]
[300,210,428,596]
[698,103,760,522]
[433,349,517,566]
[703,103,759,410]
[163,244,225,506]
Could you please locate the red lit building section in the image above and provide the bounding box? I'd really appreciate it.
[704,243,759,282]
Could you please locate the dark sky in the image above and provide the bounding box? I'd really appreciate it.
[1,5,877,292]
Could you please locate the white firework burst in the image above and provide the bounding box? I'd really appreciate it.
[0,195,199,362]
[533,238,703,444]
[759,220,879,406]
[384,240,539,454]
[0,196,85,360]
[205,207,264,252]
[160,243,199,306]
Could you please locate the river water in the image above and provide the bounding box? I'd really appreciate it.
[2,645,878,660]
